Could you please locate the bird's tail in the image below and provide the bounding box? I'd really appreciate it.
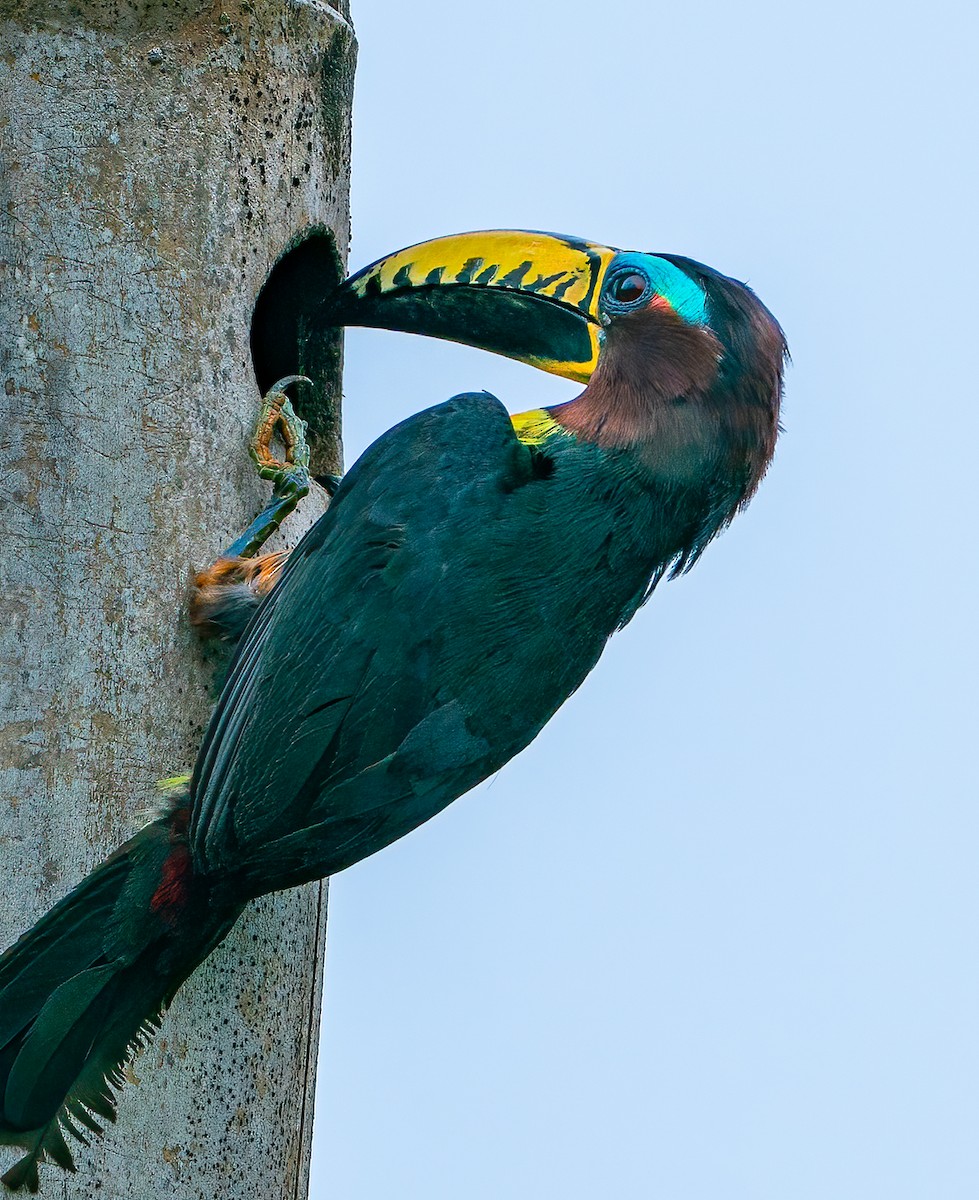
[0,785,240,1193]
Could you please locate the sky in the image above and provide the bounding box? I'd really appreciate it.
[311,3,978,1197]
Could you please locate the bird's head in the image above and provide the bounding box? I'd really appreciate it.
[325,230,786,500]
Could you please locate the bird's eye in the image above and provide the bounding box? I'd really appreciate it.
[602,265,652,313]
[610,273,647,304]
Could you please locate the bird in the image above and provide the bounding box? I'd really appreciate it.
[0,229,786,1192]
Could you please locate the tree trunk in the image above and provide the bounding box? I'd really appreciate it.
[0,2,354,1194]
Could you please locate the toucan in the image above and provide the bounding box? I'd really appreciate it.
[0,230,786,1191]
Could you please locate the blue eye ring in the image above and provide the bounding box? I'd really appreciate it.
[602,264,653,314]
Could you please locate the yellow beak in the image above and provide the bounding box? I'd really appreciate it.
[325,230,618,383]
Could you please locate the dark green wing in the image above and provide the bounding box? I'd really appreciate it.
[189,392,652,894]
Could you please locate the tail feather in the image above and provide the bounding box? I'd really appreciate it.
[0,796,239,1193]
[5,963,123,1130]
[0,858,129,1048]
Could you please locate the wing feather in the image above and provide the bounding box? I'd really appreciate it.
[190,392,652,887]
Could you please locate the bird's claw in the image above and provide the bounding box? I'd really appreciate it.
[224,377,312,560]
[191,377,316,640]
[248,374,311,491]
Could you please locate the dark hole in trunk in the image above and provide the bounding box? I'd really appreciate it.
[251,228,345,480]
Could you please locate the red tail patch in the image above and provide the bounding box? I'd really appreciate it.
[150,803,193,923]
[150,845,192,921]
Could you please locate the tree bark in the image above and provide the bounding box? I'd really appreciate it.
[0,2,353,1194]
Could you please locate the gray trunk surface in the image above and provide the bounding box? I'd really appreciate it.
[0,1,354,1194]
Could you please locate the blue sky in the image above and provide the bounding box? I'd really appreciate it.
[311,3,978,1196]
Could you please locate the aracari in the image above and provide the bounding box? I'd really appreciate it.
[0,231,786,1191]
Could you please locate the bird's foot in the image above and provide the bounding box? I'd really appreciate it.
[191,377,311,642]
[227,375,312,559]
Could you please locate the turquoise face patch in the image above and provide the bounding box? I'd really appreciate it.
[601,252,709,327]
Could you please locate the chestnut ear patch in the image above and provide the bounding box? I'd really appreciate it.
[551,305,723,448]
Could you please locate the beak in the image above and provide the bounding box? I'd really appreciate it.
[323,230,618,383]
